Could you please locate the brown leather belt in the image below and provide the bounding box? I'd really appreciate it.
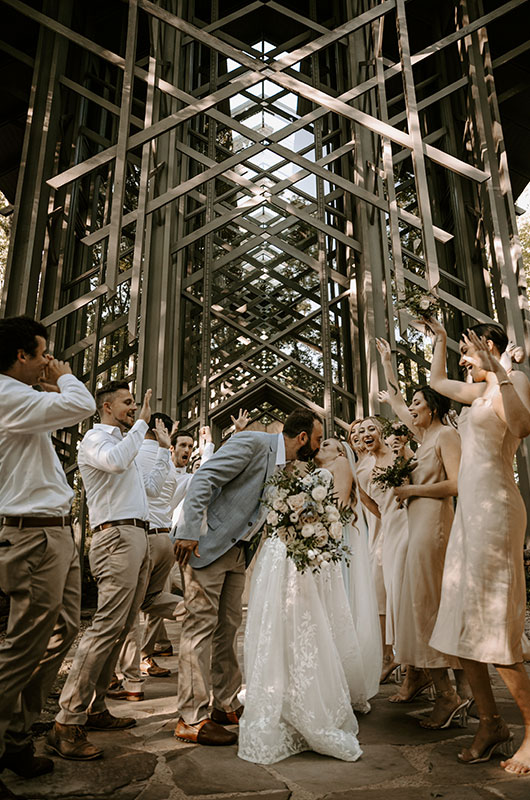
[1,515,71,529]
[93,518,149,533]
[149,527,171,535]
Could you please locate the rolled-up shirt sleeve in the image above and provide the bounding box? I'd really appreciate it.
[0,374,96,434]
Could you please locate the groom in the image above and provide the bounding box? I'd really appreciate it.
[173,407,323,746]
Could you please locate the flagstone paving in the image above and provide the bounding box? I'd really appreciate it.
[3,616,530,800]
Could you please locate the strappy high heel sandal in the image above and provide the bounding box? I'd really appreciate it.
[420,693,470,730]
[458,715,514,764]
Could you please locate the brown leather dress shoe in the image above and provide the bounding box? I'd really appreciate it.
[140,656,171,678]
[86,709,136,730]
[153,645,173,657]
[211,706,244,725]
[0,777,25,800]
[174,717,237,746]
[0,743,54,777]
[107,683,145,702]
[46,722,103,761]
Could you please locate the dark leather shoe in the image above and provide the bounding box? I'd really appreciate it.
[153,645,173,657]
[107,683,144,701]
[0,743,53,777]
[86,709,136,730]
[0,777,25,799]
[46,722,103,761]
[140,656,171,677]
[211,706,244,725]
[174,717,237,746]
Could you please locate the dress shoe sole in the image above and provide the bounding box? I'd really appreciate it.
[174,734,237,746]
[45,744,103,761]
[142,671,171,678]
[106,692,144,701]
[85,720,136,731]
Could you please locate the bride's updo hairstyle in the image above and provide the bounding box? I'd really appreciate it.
[414,384,452,424]
[464,322,508,355]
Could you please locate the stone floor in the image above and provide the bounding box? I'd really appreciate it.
[3,617,530,800]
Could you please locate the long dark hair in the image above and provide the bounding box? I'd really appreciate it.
[464,323,508,354]
[414,385,452,424]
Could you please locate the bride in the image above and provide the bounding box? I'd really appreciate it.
[238,438,381,765]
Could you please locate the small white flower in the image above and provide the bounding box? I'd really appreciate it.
[307,549,316,559]
[419,296,431,311]
[301,523,315,538]
[287,492,305,512]
[325,505,340,522]
[311,485,327,502]
[302,474,314,486]
[267,510,279,526]
[289,512,300,523]
[330,521,343,541]
[315,531,328,547]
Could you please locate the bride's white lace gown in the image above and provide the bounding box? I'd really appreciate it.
[238,466,381,765]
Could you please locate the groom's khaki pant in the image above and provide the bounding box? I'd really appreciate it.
[57,524,149,725]
[0,524,81,758]
[177,545,246,724]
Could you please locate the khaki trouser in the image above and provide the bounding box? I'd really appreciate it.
[142,561,184,655]
[0,525,81,757]
[56,524,149,725]
[116,533,182,689]
[177,545,246,724]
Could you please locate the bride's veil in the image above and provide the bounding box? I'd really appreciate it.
[341,441,382,699]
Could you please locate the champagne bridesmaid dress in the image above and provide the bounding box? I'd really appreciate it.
[395,428,460,669]
[357,456,386,615]
[430,387,527,665]
[368,474,409,646]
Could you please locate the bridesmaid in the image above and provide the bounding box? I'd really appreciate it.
[376,338,470,725]
[428,319,530,773]
[359,417,425,691]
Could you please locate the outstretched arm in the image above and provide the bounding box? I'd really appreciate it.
[428,319,483,405]
[466,330,530,438]
[375,338,420,439]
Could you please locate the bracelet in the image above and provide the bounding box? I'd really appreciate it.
[498,379,512,386]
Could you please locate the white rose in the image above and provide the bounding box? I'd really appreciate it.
[325,505,340,522]
[302,474,314,486]
[419,296,431,310]
[315,531,328,547]
[311,485,327,502]
[330,521,343,541]
[267,510,279,526]
[318,469,333,485]
[301,523,315,538]
[307,549,316,559]
[287,492,305,512]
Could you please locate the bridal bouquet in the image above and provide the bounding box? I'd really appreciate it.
[263,463,353,574]
[372,455,415,490]
[395,285,440,320]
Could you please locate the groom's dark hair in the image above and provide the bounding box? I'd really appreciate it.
[283,408,321,439]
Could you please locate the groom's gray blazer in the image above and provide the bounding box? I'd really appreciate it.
[176,431,279,568]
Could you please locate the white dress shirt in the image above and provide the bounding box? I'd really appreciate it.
[136,439,215,529]
[0,373,96,517]
[78,420,170,528]
[171,442,215,527]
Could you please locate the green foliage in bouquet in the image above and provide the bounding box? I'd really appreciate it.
[395,285,440,320]
[262,460,353,574]
[379,417,412,440]
[372,455,415,490]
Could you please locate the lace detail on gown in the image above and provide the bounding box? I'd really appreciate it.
[238,536,365,765]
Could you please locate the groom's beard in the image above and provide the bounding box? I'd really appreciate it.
[296,440,319,462]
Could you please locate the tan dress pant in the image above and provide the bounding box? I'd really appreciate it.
[0,524,81,757]
[116,532,181,689]
[56,524,149,725]
[177,544,246,724]
[142,561,184,655]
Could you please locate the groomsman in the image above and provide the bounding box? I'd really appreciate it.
[47,381,170,760]
[173,408,322,746]
[110,414,197,700]
[0,316,96,796]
